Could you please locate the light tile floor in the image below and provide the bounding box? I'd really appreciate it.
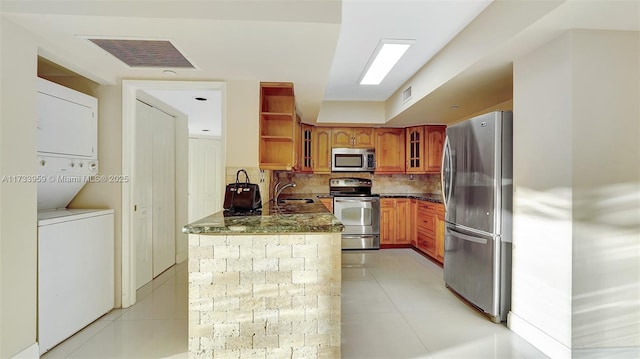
[341,249,547,359]
[42,261,189,359]
[43,249,548,358]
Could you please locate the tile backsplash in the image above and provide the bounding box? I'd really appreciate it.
[272,171,441,196]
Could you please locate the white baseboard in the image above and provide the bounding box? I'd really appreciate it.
[11,343,39,359]
[509,312,640,359]
[508,311,571,359]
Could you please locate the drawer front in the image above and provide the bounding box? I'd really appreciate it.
[418,201,437,212]
[417,229,435,254]
[381,198,396,209]
[416,212,435,232]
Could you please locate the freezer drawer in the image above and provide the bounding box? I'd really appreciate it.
[443,223,511,322]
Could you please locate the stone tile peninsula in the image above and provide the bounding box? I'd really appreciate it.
[183,201,344,358]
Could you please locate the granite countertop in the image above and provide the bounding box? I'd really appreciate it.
[183,197,343,235]
[305,192,443,203]
[378,193,443,203]
[182,192,441,235]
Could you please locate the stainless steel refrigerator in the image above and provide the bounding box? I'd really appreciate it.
[441,111,512,323]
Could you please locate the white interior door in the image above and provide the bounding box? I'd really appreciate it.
[188,138,223,222]
[134,101,153,289]
[152,106,176,277]
[135,100,177,288]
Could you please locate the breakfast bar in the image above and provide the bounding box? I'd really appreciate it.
[183,202,344,358]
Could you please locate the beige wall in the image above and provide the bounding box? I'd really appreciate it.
[510,29,640,357]
[511,30,574,352]
[0,18,39,358]
[317,101,386,125]
[570,30,639,349]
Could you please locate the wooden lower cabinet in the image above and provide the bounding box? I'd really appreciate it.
[435,207,445,263]
[319,197,333,213]
[414,200,445,264]
[380,198,410,246]
[409,199,417,246]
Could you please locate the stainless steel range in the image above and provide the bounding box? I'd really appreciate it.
[330,178,380,250]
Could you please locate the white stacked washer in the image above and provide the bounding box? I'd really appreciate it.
[36,78,114,354]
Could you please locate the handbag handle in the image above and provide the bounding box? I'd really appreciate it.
[235,169,250,185]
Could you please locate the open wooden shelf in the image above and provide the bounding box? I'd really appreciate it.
[259,82,299,170]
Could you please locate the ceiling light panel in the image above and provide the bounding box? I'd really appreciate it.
[360,39,414,85]
[87,38,195,68]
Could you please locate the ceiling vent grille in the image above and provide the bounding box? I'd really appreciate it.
[402,86,412,102]
[87,39,195,68]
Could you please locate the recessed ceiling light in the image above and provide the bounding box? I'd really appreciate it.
[359,39,414,85]
[163,70,176,76]
[194,97,208,101]
[450,105,460,110]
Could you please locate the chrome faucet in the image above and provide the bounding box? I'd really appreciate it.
[275,182,296,203]
[273,181,282,197]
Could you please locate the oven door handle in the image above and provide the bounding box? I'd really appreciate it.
[334,199,379,203]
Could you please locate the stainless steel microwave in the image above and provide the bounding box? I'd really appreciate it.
[331,148,375,172]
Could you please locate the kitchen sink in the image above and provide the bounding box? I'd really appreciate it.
[277,198,315,204]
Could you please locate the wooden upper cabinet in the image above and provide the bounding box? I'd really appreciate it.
[374,128,405,173]
[405,125,446,174]
[425,125,446,173]
[331,127,374,148]
[352,128,375,148]
[313,127,332,173]
[259,82,298,170]
[406,126,425,173]
[300,123,313,173]
[331,128,352,147]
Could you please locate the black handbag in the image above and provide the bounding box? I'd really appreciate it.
[223,169,262,211]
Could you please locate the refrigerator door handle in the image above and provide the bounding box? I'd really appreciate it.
[441,136,453,212]
[448,227,488,244]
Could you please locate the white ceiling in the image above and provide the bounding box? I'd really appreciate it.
[3,0,640,130]
[324,0,491,101]
[142,89,223,137]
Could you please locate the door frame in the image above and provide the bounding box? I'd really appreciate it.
[121,80,226,307]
